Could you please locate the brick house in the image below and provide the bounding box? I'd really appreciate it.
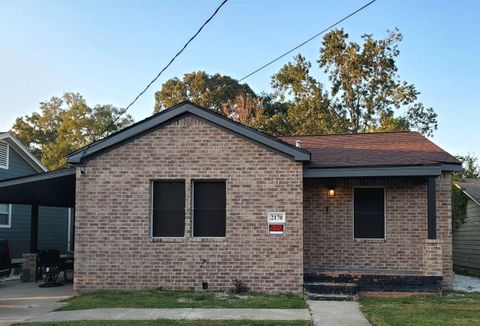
[0,102,461,294]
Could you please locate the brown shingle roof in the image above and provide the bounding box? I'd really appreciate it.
[456,179,480,205]
[279,131,460,168]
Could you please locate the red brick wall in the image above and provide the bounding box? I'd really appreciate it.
[74,115,304,293]
[303,175,453,288]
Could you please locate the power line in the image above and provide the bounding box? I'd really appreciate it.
[81,0,229,157]
[238,0,377,82]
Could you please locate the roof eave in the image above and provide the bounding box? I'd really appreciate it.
[0,168,76,187]
[440,163,463,172]
[304,165,444,178]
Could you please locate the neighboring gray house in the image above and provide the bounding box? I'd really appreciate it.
[0,132,73,261]
[453,179,480,276]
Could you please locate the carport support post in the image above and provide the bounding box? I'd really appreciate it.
[21,204,39,282]
[30,204,39,253]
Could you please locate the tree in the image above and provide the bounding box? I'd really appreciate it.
[220,91,263,125]
[10,92,133,170]
[454,153,480,180]
[250,55,347,136]
[154,71,258,119]
[319,28,437,135]
[252,28,438,136]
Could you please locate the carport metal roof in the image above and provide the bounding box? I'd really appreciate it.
[0,168,76,253]
[0,168,76,207]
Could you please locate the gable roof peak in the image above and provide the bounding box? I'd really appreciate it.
[0,132,47,172]
[67,102,311,164]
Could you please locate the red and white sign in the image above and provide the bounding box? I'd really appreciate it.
[268,212,285,235]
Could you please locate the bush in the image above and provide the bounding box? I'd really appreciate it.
[230,279,250,294]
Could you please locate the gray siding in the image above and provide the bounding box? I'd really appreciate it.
[0,145,37,180]
[0,206,70,259]
[453,199,480,271]
[38,207,69,253]
[0,145,37,259]
[0,205,31,258]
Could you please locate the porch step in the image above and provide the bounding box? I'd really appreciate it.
[305,292,358,301]
[304,282,358,295]
[304,272,359,301]
[304,272,357,284]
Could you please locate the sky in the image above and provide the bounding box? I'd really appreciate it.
[0,0,478,157]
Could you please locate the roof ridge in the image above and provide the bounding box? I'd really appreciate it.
[278,130,418,138]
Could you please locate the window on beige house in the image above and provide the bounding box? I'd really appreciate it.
[353,187,385,239]
[192,181,226,237]
[151,181,185,237]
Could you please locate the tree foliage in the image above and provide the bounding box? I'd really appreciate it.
[154,71,258,120]
[454,153,480,180]
[250,28,437,136]
[452,184,468,229]
[253,55,347,136]
[10,92,133,170]
[152,28,437,137]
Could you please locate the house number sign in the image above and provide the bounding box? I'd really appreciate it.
[267,212,285,235]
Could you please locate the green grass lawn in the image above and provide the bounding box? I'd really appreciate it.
[56,289,307,311]
[360,292,480,326]
[14,321,312,326]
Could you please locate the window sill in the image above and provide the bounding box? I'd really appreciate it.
[149,237,227,243]
[354,238,386,243]
[190,237,227,242]
[150,237,186,243]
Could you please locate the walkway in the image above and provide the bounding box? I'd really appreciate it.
[26,308,311,323]
[24,302,371,325]
[308,301,371,326]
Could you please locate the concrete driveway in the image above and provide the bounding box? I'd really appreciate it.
[0,280,73,326]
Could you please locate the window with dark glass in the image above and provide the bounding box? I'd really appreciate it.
[354,188,385,239]
[193,181,226,237]
[152,181,185,237]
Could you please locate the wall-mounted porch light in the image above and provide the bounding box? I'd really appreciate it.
[327,186,335,197]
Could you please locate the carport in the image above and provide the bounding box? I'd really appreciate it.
[0,168,76,253]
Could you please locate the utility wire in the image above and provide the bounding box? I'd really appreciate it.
[80,0,229,157]
[238,0,377,82]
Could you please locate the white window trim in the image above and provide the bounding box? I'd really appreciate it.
[191,180,227,239]
[0,141,9,170]
[352,186,386,240]
[0,204,12,228]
